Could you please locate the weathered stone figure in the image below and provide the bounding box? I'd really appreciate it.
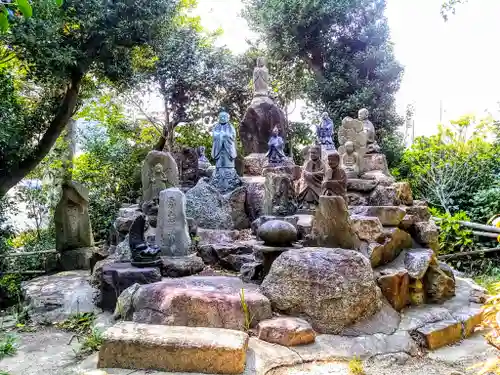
[322,151,347,199]
[316,112,335,150]
[297,146,326,209]
[197,145,211,169]
[141,150,179,203]
[358,108,381,154]
[128,213,161,267]
[150,163,168,203]
[253,57,269,97]
[342,141,359,178]
[266,126,286,165]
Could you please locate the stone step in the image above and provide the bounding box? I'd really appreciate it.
[98,322,249,374]
[414,320,463,350]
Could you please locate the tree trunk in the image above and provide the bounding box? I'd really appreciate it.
[0,74,82,198]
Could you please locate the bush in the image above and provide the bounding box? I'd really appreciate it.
[431,209,476,255]
[468,185,500,224]
[0,275,22,309]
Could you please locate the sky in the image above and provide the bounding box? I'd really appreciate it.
[195,0,500,137]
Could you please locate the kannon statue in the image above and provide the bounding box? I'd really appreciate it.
[253,57,270,97]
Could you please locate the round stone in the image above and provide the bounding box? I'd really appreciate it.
[258,220,297,246]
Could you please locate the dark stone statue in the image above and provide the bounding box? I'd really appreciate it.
[266,126,286,165]
[129,214,161,268]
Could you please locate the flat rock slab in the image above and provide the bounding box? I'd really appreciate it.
[160,255,205,277]
[98,322,249,374]
[22,270,99,324]
[415,320,463,350]
[350,206,406,226]
[257,317,316,346]
[121,276,272,331]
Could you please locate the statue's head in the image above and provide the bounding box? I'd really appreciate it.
[257,56,266,67]
[198,145,206,155]
[272,126,280,136]
[327,151,340,169]
[310,145,321,161]
[321,112,330,120]
[358,108,369,120]
[345,141,355,154]
[219,111,230,124]
[154,163,164,173]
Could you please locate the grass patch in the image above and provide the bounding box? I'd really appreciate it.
[475,270,500,295]
[74,328,104,359]
[0,371,12,375]
[0,335,17,359]
[348,357,365,375]
[55,312,95,335]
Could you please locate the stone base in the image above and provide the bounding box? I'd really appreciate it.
[160,255,205,277]
[209,168,242,194]
[95,262,161,311]
[98,322,249,374]
[58,247,94,271]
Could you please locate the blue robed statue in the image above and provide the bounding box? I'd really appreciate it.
[211,111,237,169]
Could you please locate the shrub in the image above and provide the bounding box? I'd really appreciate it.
[431,209,476,255]
[468,185,500,224]
[0,335,16,359]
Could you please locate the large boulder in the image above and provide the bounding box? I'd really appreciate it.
[185,179,233,229]
[240,96,286,156]
[115,276,272,331]
[260,248,382,334]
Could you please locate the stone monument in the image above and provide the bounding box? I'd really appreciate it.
[297,145,326,210]
[141,150,179,203]
[129,214,161,267]
[157,188,192,256]
[241,57,287,159]
[209,111,242,194]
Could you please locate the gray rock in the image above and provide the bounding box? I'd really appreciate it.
[240,261,264,283]
[369,185,397,206]
[263,173,298,216]
[341,299,400,336]
[22,271,99,324]
[115,235,132,261]
[198,242,254,271]
[119,276,272,330]
[258,220,298,246]
[160,255,205,277]
[405,248,434,279]
[252,215,298,235]
[185,179,233,229]
[227,186,250,230]
[424,263,456,303]
[260,248,382,334]
[157,188,192,256]
[244,176,265,222]
[59,247,93,271]
[347,178,379,192]
[347,192,368,206]
[350,206,406,226]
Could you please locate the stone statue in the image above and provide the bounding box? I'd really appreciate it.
[322,151,347,199]
[210,111,241,193]
[266,126,286,165]
[212,111,237,168]
[358,108,381,154]
[297,145,326,209]
[253,57,269,97]
[342,141,359,178]
[150,163,168,203]
[316,112,335,150]
[129,214,161,267]
[197,146,211,169]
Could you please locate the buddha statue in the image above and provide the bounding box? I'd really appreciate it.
[358,108,381,154]
[253,57,270,97]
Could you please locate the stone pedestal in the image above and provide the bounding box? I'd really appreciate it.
[240,96,287,156]
[254,243,302,278]
[361,153,394,184]
[209,167,242,194]
[157,188,191,256]
[55,181,94,261]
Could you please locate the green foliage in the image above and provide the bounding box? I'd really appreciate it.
[348,357,365,375]
[0,275,22,308]
[395,118,499,213]
[431,209,476,255]
[475,267,500,295]
[0,335,16,359]
[6,228,56,273]
[56,312,95,335]
[79,328,103,355]
[174,123,213,161]
[468,184,500,224]
[288,121,314,166]
[243,0,404,134]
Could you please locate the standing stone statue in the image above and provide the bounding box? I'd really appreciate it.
[210,111,241,193]
[265,126,286,165]
[322,151,347,199]
[142,150,179,203]
[297,145,326,209]
[157,188,191,257]
[253,57,270,97]
[342,141,360,178]
[316,112,335,150]
[129,214,161,267]
[358,108,381,154]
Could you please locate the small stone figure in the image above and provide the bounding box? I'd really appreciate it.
[253,57,270,97]
[129,214,161,267]
[150,163,168,203]
[341,141,359,178]
[322,151,347,199]
[297,145,326,209]
[266,126,286,165]
[316,112,335,150]
[358,108,381,154]
[197,146,211,169]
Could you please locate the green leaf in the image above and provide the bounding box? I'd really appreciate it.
[55,0,63,6]
[0,12,9,33]
[16,0,32,18]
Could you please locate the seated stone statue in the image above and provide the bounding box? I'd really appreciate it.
[129,214,161,267]
[297,145,326,209]
[322,151,347,199]
[358,108,381,154]
[266,126,286,165]
[150,163,168,203]
[341,141,359,178]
